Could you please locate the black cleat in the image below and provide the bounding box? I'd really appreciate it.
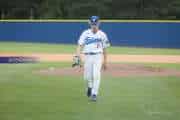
[91,94,97,102]
[87,88,92,97]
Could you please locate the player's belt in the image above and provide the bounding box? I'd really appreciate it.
[84,52,102,55]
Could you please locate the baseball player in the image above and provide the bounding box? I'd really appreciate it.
[73,16,110,101]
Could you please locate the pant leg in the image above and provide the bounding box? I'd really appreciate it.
[84,55,93,88]
[92,54,103,96]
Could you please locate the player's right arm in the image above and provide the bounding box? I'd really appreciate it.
[76,45,82,56]
[71,44,83,68]
[72,31,86,68]
[75,30,87,62]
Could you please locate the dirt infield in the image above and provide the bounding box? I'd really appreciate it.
[1,53,180,63]
[1,53,180,77]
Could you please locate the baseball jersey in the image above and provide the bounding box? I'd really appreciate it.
[78,29,110,53]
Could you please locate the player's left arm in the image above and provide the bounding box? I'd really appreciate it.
[102,32,110,70]
[102,48,107,70]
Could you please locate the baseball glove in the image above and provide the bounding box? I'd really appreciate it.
[72,55,82,67]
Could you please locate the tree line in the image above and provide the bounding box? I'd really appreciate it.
[0,0,180,19]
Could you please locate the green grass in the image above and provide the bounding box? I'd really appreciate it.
[0,42,76,53]
[0,41,180,119]
[0,62,180,120]
[0,41,180,55]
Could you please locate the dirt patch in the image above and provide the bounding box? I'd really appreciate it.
[1,53,180,77]
[37,64,180,77]
[1,53,180,63]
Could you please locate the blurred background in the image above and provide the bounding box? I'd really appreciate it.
[0,0,179,19]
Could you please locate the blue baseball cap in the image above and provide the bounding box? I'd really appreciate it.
[89,16,100,25]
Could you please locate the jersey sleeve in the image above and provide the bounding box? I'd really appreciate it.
[78,31,87,46]
[102,32,110,49]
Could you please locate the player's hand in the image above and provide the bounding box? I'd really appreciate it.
[102,63,107,70]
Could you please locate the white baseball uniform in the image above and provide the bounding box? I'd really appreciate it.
[78,29,110,96]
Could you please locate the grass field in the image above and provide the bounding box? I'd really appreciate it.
[0,41,180,55]
[0,42,180,120]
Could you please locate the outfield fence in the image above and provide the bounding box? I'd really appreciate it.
[0,20,180,48]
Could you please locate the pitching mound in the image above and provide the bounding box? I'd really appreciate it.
[37,64,180,77]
